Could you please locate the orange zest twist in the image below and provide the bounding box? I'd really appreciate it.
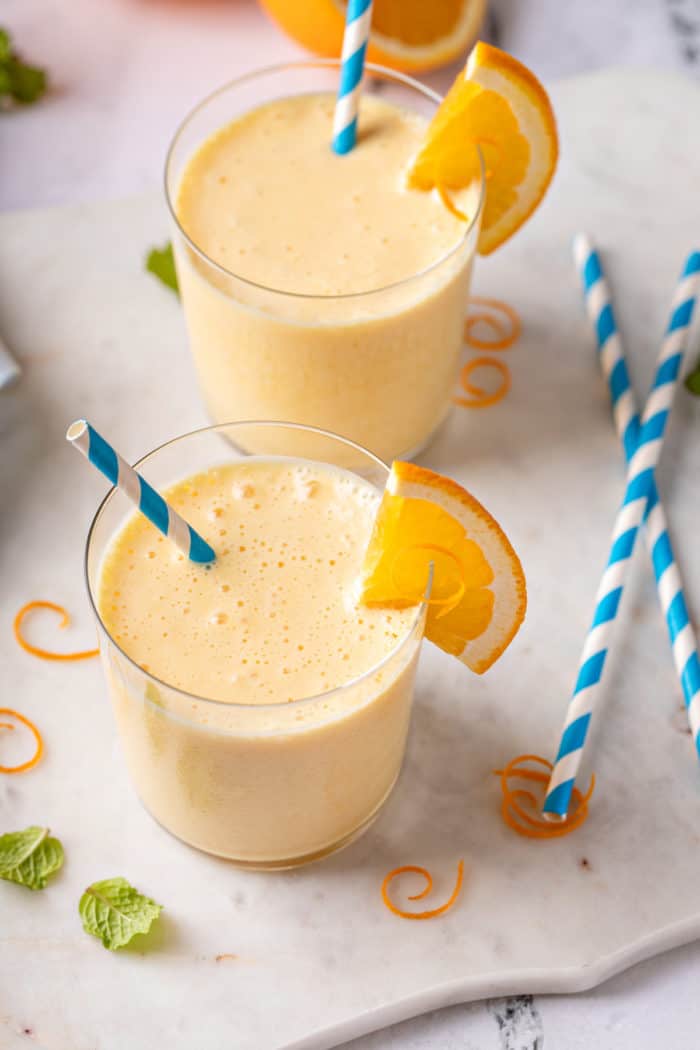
[14,601,99,662]
[0,709,44,774]
[435,134,504,222]
[464,298,522,350]
[494,754,595,838]
[436,184,469,223]
[382,861,464,920]
[454,357,510,409]
[473,135,504,182]
[390,543,466,620]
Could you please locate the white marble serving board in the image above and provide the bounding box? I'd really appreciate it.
[1,68,700,1050]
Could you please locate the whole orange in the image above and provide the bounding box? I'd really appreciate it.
[257,0,487,74]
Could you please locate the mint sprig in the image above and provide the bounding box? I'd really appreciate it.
[79,877,163,950]
[146,242,179,295]
[0,28,47,106]
[685,356,700,397]
[0,826,64,890]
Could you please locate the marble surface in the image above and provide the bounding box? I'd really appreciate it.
[2,67,700,1049]
[4,1,700,1046]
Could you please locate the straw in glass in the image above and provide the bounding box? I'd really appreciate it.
[66,419,216,564]
[573,234,700,759]
[332,0,373,155]
[543,249,700,818]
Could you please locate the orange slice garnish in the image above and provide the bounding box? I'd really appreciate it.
[361,462,526,673]
[408,41,558,254]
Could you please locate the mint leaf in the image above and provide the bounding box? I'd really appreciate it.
[0,826,64,890]
[685,357,700,397]
[7,57,46,104]
[146,242,179,295]
[79,877,163,950]
[0,29,47,105]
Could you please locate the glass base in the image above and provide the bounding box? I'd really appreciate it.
[396,402,453,463]
[136,769,400,870]
[202,400,454,470]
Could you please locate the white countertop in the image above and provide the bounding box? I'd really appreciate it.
[3,2,700,1048]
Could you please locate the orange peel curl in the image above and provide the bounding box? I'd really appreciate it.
[14,601,99,662]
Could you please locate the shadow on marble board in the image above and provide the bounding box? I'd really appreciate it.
[118,910,182,956]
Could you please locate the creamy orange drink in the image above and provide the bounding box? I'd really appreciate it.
[166,46,558,461]
[166,64,484,462]
[83,408,531,869]
[89,426,424,867]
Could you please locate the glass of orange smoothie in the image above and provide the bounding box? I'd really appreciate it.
[165,62,484,462]
[86,422,428,869]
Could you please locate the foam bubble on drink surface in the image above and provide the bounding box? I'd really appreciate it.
[98,459,415,706]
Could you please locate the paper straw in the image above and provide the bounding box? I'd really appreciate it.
[0,332,21,389]
[332,0,373,155]
[573,234,700,760]
[67,420,216,565]
[543,249,700,818]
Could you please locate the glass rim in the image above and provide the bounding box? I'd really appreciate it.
[85,420,427,715]
[164,58,485,302]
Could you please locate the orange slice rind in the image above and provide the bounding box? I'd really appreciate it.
[361,461,526,673]
[407,41,558,255]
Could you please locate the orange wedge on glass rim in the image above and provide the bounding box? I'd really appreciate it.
[408,41,558,254]
[360,462,526,673]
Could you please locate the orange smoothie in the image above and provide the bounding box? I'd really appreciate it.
[171,88,481,460]
[96,457,424,866]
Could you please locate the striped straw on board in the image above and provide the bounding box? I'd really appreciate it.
[332,0,373,155]
[543,249,700,819]
[67,420,216,565]
[573,234,700,760]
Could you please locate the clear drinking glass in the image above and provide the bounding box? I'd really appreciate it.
[165,62,485,463]
[85,422,428,869]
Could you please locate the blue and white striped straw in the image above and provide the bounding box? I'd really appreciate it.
[332,0,373,155]
[543,249,700,818]
[0,330,21,390]
[573,234,700,760]
[67,420,216,565]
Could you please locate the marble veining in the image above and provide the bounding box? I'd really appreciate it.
[488,998,544,1050]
